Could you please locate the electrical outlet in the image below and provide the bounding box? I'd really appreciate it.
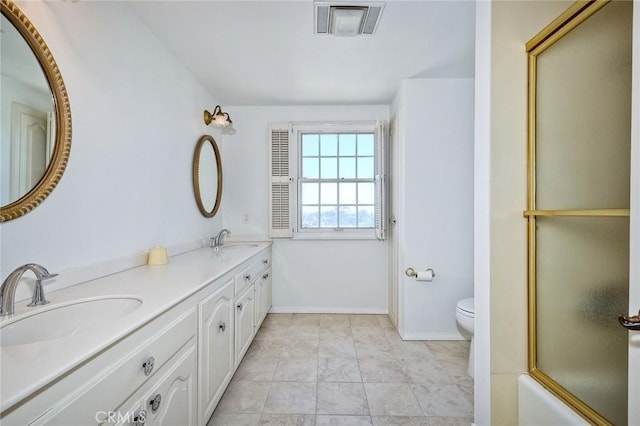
[242,213,249,224]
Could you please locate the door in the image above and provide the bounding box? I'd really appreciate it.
[526,1,636,424]
[10,102,50,201]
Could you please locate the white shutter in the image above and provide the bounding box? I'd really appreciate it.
[375,120,388,241]
[269,124,293,238]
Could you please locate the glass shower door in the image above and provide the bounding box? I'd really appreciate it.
[525,1,633,424]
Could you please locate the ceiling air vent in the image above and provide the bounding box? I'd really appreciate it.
[315,2,385,36]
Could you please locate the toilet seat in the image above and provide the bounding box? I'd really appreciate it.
[456,297,474,317]
[455,296,475,378]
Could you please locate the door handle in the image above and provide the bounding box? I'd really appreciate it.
[618,310,640,330]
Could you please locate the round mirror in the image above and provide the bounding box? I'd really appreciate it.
[1,1,72,222]
[193,135,222,218]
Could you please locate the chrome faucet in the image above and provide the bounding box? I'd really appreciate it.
[0,264,58,316]
[211,229,231,249]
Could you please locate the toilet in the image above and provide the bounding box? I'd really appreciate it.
[455,297,475,377]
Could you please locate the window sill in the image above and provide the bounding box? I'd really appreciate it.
[292,231,380,241]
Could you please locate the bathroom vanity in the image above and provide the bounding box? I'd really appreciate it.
[0,243,272,425]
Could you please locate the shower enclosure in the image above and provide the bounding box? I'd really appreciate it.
[525,1,634,424]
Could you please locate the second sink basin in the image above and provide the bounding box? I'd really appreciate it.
[219,243,258,250]
[0,296,142,347]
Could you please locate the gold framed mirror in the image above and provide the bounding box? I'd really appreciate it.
[1,0,72,222]
[193,135,222,218]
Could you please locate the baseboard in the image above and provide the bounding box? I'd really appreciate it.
[269,306,388,315]
[400,331,469,341]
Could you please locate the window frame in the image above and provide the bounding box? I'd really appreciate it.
[291,121,382,240]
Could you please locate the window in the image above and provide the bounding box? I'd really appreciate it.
[269,121,386,240]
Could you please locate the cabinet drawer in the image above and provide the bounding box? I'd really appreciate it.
[234,252,271,294]
[29,308,197,425]
[126,308,196,385]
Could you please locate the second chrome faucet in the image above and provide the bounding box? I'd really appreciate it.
[211,229,231,249]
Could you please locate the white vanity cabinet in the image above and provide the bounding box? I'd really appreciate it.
[197,278,234,425]
[0,245,272,426]
[233,250,271,368]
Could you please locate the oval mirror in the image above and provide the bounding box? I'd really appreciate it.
[1,1,72,222]
[193,135,222,218]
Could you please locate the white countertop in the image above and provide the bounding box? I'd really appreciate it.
[0,242,271,413]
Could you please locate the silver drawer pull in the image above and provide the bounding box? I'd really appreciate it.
[244,274,251,282]
[133,409,147,425]
[263,273,270,280]
[237,303,243,311]
[262,259,269,265]
[149,393,162,412]
[142,356,155,376]
[219,321,226,332]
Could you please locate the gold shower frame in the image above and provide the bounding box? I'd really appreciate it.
[525,1,629,425]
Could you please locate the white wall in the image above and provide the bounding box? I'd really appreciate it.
[1,1,221,300]
[485,1,573,424]
[391,78,474,339]
[220,105,389,312]
[473,1,492,423]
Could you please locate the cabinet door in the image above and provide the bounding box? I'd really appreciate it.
[234,284,255,367]
[254,276,264,329]
[198,279,234,424]
[263,268,272,318]
[254,269,272,330]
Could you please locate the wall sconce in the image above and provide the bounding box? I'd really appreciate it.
[204,105,232,128]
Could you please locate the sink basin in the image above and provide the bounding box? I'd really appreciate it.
[219,243,258,250]
[0,296,142,347]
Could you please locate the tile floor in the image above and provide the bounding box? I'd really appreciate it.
[207,313,473,426]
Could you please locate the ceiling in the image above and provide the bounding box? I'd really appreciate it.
[128,1,476,106]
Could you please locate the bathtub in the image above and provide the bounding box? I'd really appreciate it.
[518,374,588,426]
